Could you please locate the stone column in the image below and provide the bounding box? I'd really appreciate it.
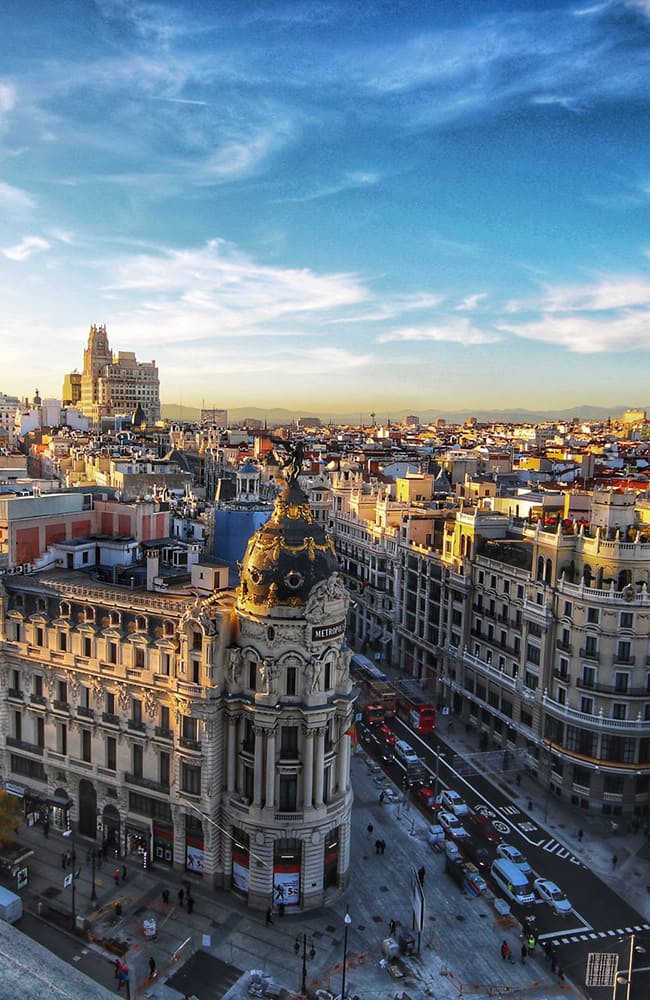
[253,726,264,807]
[313,728,325,807]
[336,723,349,793]
[265,729,276,808]
[303,728,314,809]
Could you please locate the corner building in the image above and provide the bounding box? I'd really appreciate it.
[0,483,354,911]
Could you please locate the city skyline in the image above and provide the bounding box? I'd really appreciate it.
[2,0,650,415]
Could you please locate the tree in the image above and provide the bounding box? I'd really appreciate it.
[0,790,21,850]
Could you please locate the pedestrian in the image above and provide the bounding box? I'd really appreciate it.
[178,887,185,907]
[543,940,552,962]
[148,956,156,980]
[162,888,170,906]
[578,828,584,842]
[367,823,374,839]
[612,854,618,869]
[61,852,67,869]
[501,940,511,962]
[417,866,425,886]
[516,773,521,787]
[389,918,396,937]
[265,906,273,926]
[114,958,121,980]
[375,839,381,855]
[527,934,536,954]
[121,864,127,882]
[380,839,386,855]
[113,868,120,887]
[520,943,527,964]
[43,818,49,837]
[116,963,128,993]
[550,947,558,974]
[187,894,194,915]
[278,901,285,918]
[379,791,385,805]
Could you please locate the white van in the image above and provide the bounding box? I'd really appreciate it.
[393,740,419,765]
[490,858,535,906]
[0,886,23,924]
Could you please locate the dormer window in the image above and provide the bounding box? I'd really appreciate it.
[110,611,120,627]
[60,601,71,618]
[136,616,147,632]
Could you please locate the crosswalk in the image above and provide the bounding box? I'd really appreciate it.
[545,922,650,946]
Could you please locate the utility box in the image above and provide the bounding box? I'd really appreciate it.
[381,936,399,961]
[399,933,415,956]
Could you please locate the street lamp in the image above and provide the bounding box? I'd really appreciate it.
[90,848,97,903]
[62,828,76,931]
[294,932,316,995]
[340,911,352,1000]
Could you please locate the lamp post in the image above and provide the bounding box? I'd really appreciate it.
[90,849,97,903]
[62,828,76,931]
[340,911,352,1000]
[294,932,316,995]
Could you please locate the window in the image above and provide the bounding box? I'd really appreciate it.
[582,665,596,688]
[59,632,67,652]
[612,703,627,721]
[108,642,117,665]
[13,711,21,741]
[106,692,116,714]
[182,716,198,742]
[573,764,591,789]
[160,706,170,732]
[614,672,629,693]
[106,737,116,771]
[619,611,633,629]
[526,643,540,665]
[286,666,296,696]
[524,671,538,690]
[192,658,200,684]
[503,580,510,595]
[563,601,572,616]
[580,696,593,714]
[280,726,299,759]
[517,586,524,600]
[33,675,43,699]
[160,652,170,676]
[558,657,569,679]
[83,636,92,657]
[81,728,91,762]
[159,751,170,787]
[134,647,145,669]
[132,743,143,778]
[35,717,45,748]
[181,763,201,795]
[557,687,566,705]
[192,631,202,651]
[584,635,598,657]
[279,775,297,812]
[35,626,44,647]
[616,642,631,664]
[248,661,257,690]
[587,607,599,624]
[324,662,332,689]
[132,698,142,725]
[58,680,67,703]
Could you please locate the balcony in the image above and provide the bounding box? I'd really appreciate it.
[553,669,570,683]
[154,727,173,741]
[579,648,600,662]
[7,689,23,701]
[127,719,146,734]
[6,736,43,756]
[576,678,648,697]
[556,641,572,653]
[124,772,170,794]
[461,649,517,691]
[30,694,47,707]
[76,706,94,719]
[613,654,635,666]
[52,700,70,713]
[102,712,120,726]
[542,692,647,730]
[179,736,201,753]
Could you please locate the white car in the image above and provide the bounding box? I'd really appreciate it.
[496,843,534,878]
[438,789,470,816]
[438,811,469,840]
[534,878,573,916]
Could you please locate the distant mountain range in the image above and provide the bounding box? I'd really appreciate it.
[162,403,647,426]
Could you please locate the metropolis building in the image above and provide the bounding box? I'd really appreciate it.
[0,474,355,909]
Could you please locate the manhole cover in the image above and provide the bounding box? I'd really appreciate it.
[455,914,465,922]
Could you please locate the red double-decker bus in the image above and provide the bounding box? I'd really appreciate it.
[395,680,436,734]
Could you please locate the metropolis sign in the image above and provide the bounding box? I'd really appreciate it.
[311,620,346,642]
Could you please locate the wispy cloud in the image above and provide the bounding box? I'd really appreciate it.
[378,318,500,347]
[280,171,380,203]
[2,235,51,261]
[0,181,34,211]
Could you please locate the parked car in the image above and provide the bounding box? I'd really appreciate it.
[466,813,502,844]
[460,837,492,871]
[534,878,573,916]
[438,811,469,840]
[496,843,534,879]
[438,789,470,816]
[415,787,440,815]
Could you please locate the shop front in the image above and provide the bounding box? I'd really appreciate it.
[6,783,71,831]
[273,841,301,908]
[232,828,250,895]
[185,814,204,875]
[102,804,121,858]
[125,822,150,861]
[153,823,174,867]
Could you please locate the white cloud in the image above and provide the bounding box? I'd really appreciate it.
[0,181,35,211]
[2,235,51,261]
[455,293,487,312]
[378,318,500,346]
[500,310,650,353]
[0,81,16,114]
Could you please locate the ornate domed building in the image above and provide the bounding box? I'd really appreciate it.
[219,467,356,909]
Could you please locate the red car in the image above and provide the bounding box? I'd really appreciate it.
[415,787,440,815]
[377,724,397,748]
[466,813,502,844]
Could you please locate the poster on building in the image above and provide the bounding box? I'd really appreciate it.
[186,844,204,874]
[273,868,300,907]
[232,858,249,893]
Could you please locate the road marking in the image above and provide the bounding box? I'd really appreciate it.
[501,805,519,815]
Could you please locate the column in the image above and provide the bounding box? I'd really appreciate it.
[227,716,238,793]
[313,728,325,807]
[253,727,264,807]
[336,726,349,793]
[303,729,314,809]
[265,729,276,808]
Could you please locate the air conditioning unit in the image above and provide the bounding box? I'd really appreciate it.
[6,567,16,575]
[23,564,32,574]
[15,565,23,574]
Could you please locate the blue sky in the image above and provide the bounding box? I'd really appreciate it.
[2,0,650,417]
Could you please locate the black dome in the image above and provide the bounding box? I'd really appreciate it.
[238,482,338,616]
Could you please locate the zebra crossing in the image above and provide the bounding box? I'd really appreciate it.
[547,922,650,947]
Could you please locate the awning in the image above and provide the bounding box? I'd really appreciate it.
[47,794,71,808]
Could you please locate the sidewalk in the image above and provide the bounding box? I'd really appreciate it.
[10,758,584,1000]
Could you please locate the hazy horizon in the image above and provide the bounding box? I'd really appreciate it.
[2,1,650,412]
